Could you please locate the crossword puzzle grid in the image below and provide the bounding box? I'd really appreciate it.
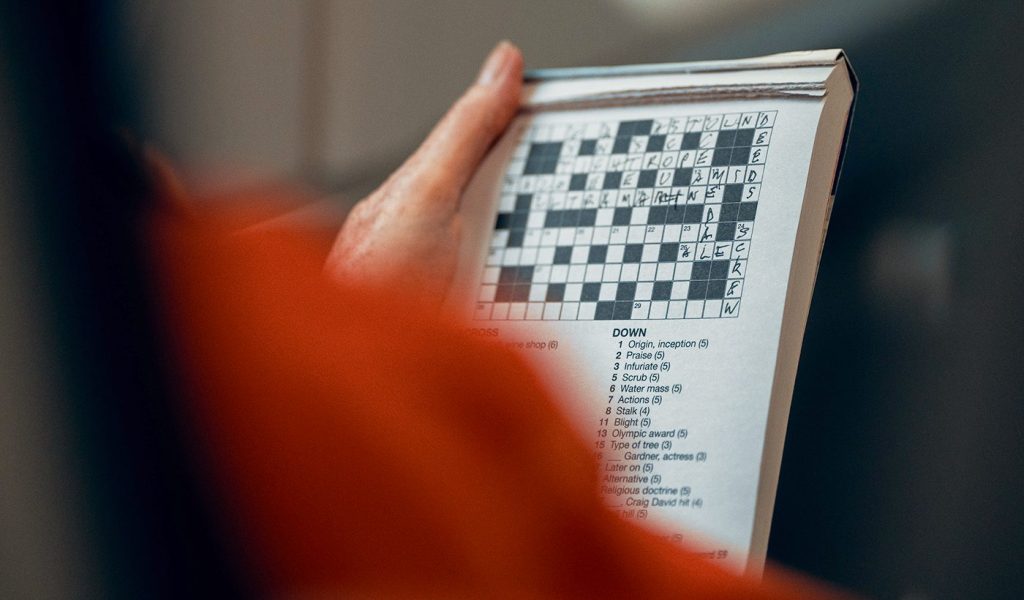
[474,111,776,322]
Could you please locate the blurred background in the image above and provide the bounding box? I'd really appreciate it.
[2,0,1021,598]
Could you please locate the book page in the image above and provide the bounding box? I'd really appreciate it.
[451,94,831,572]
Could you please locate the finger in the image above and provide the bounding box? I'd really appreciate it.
[388,41,523,206]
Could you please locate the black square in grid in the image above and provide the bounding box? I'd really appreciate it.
[517,265,535,282]
[515,194,533,211]
[734,128,755,146]
[716,222,736,241]
[499,266,518,284]
[578,209,598,227]
[495,284,513,302]
[652,281,673,301]
[509,211,529,228]
[603,171,623,189]
[618,119,653,136]
[581,282,601,302]
[716,129,737,147]
[616,281,637,301]
[569,173,587,191]
[638,169,657,188]
[738,202,758,221]
[553,246,573,264]
[683,204,705,224]
[647,205,668,225]
[682,132,701,150]
[612,136,632,154]
[595,301,616,320]
[658,243,678,262]
[523,157,549,175]
[612,207,632,226]
[495,213,511,229]
[706,279,727,300]
[579,139,597,155]
[666,205,686,224]
[512,284,531,302]
[673,167,693,186]
[712,148,732,166]
[588,245,608,264]
[527,141,562,160]
[719,203,739,222]
[723,184,743,203]
[710,260,730,279]
[546,283,566,302]
[688,280,709,300]
[561,209,580,227]
[623,244,643,263]
[647,134,666,151]
[692,261,712,280]
[507,230,524,247]
[544,211,562,228]
[613,301,634,320]
[729,147,751,165]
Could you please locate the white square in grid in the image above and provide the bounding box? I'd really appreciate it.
[599,283,617,301]
[577,302,596,320]
[685,301,705,319]
[754,128,771,146]
[723,299,741,317]
[704,300,723,318]
[609,226,628,244]
[757,111,776,127]
[482,267,500,284]
[667,301,686,319]
[602,264,622,282]
[474,303,492,321]
[596,208,614,226]
[540,228,559,247]
[678,151,695,167]
[498,195,516,211]
[520,247,538,264]
[746,165,764,183]
[491,303,510,320]
[636,281,654,301]
[621,263,640,281]
[664,133,683,151]
[656,263,675,281]
[630,206,650,225]
[722,113,741,129]
[479,285,496,302]
[554,229,572,245]
[592,226,611,245]
[649,301,668,319]
[732,242,750,259]
[662,224,682,242]
[641,244,661,262]
[699,131,718,148]
[533,266,551,283]
[638,263,658,281]
[508,303,527,320]
[543,303,562,320]
[645,226,664,243]
[537,247,555,265]
[607,244,625,263]
[585,265,604,282]
[675,262,693,280]
[556,302,577,320]
[491,230,509,248]
[632,302,650,320]
[525,302,544,320]
[574,228,594,246]
[564,283,583,302]
[670,281,689,300]
[527,211,545,228]
[694,149,713,167]
[567,264,587,282]
[549,265,569,282]
[740,112,759,128]
[620,171,638,189]
[529,284,546,302]
[503,248,521,265]
[570,246,588,264]
[730,259,746,278]
[627,226,647,243]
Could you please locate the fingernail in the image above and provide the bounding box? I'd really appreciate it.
[476,40,515,87]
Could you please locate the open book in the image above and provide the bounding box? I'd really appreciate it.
[448,50,857,575]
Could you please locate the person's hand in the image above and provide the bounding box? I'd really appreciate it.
[325,41,523,304]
